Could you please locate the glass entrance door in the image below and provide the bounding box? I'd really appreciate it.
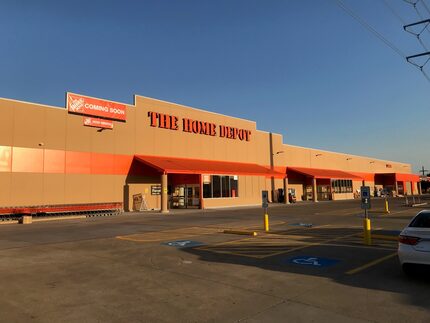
[317,185,331,201]
[186,185,200,208]
[172,185,200,209]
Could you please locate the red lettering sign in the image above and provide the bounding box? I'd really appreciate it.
[67,93,126,121]
[148,112,251,141]
[83,117,114,129]
[148,112,178,130]
[219,125,251,141]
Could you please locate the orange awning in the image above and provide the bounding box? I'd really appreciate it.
[395,173,420,182]
[287,167,363,180]
[350,172,374,182]
[376,173,420,182]
[134,155,284,177]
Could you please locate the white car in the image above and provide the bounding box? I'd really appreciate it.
[398,210,430,274]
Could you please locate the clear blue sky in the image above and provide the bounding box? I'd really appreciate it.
[1,0,429,173]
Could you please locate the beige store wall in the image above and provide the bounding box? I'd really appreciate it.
[0,97,137,207]
[0,94,416,209]
[135,96,260,163]
[283,144,411,173]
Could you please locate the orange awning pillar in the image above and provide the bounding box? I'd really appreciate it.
[161,172,169,213]
[395,181,399,195]
[312,178,318,202]
[418,182,422,195]
[283,177,289,204]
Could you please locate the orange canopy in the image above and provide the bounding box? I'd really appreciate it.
[134,155,284,177]
[394,173,420,182]
[287,167,363,180]
[375,173,420,182]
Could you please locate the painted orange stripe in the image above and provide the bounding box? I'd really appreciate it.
[44,149,65,173]
[0,145,132,175]
[12,147,44,173]
[0,146,12,172]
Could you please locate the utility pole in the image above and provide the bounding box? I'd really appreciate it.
[419,166,429,177]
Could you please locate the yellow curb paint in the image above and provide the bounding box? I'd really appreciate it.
[32,215,87,222]
[223,230,257,236]
[0,220,19,225]
[346,252,398,275]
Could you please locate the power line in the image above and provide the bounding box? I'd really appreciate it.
[386,0,429,52]
[335,0,430,84]
[421,0,430,15]
[403,0,430,36]
[402,1,430,81]
[404,18,430,51]
[334,0,406,58]
[383,0,407,25]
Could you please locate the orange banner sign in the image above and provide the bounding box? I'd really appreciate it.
[67,93,126,121]
[83,117,114,129]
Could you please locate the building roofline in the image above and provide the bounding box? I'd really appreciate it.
[134,94,257,125]
[0,96,64,110]
[283,143,411,167]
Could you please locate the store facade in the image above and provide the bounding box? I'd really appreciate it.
[0,93,420,213]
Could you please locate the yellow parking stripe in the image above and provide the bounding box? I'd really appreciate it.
[116,226,219,242]
[346,252,398,275]
[196,232,360,259]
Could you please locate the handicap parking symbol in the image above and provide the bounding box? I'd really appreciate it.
[162,240,205,248]
[288,256,339,267]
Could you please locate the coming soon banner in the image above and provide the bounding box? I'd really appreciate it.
[67,93,127,121]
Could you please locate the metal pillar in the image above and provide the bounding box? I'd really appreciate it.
[312,178,318,202]
[283,177,289,204]
[395,181,399,196]
[161,173,169,213]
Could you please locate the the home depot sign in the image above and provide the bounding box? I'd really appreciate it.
[147,111,252,141]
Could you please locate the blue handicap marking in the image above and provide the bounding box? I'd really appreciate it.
[162,240,205,248]
[288,256,339,267]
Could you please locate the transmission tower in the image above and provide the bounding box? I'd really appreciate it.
[403,3,430,80]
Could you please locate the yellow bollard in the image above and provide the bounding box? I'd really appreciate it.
[384,199,390,214]
[264,213,269,232]
[363,218,371,245]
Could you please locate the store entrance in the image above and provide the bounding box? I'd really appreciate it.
[172,184,200,209]
[317,185,331,201]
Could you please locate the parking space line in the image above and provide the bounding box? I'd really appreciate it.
[196,232,361,259]
[321,243,396,251]
[345,252,398,275]
[116,226,220,242]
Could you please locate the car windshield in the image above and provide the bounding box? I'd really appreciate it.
[409,212,430,228]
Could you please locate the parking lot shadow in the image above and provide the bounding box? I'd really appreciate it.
[180,226,430,311]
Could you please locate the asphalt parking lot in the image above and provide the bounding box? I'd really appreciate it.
[0,197,429,322]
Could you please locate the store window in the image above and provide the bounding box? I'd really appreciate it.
[331,179,353,193]
[212,175,221,198]
[202,175,239,199]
